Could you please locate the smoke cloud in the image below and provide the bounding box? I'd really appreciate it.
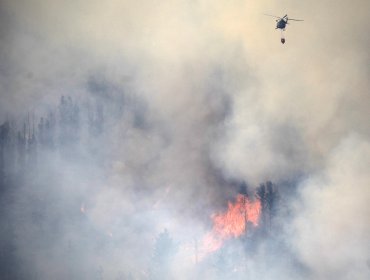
[0,0,369,279]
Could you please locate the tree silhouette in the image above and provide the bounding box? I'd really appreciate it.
[59,95,80,148]
[257,181,279,233]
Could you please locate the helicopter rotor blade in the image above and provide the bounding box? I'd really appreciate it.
[283,14,288,18]
[288,18,304,21]
[263,13,281,19]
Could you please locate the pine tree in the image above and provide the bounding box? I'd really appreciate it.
[0,122,10,191]
[257,181,279,233]
[59,96,80,152]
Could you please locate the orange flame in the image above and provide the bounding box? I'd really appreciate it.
[202,194,261,254]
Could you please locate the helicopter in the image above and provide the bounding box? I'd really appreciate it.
[263,14,303,44]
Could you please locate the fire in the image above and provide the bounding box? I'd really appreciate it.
[202,194,261,254]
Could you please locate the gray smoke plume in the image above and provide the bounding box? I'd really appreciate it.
[0,0,369,279]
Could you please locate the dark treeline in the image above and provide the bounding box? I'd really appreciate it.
[0,92,135,184]
[0,95,117,280]
[0,95,104,177]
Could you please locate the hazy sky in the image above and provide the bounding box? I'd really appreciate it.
[1,0,369,279]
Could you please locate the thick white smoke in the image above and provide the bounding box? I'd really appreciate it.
[292,134,370,279]
[0,0,369,279]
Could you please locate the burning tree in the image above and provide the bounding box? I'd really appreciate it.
[202,192,261,255]
[202,181,280,259]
